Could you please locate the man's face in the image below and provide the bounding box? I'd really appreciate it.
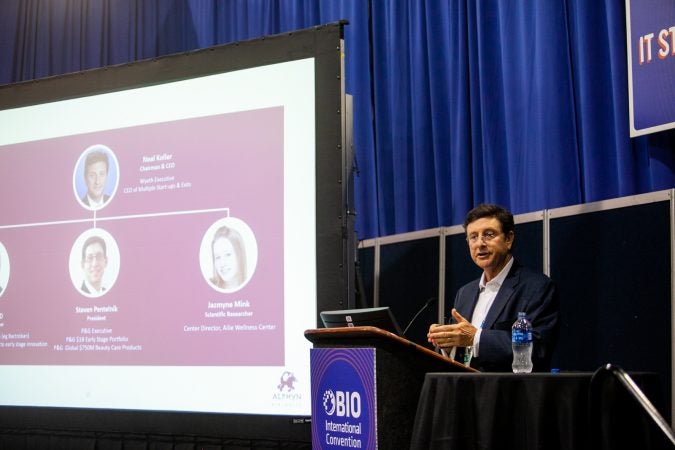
[85,161,108,201]
[82,242,107,287]
[466,217,513,279]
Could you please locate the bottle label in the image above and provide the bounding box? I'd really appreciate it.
[512,329,532,343]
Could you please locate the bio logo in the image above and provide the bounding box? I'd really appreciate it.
[322,389,362,418]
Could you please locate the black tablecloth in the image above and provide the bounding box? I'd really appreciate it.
[410,372,664,450]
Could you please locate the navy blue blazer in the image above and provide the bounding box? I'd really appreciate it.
[451,259,559,372]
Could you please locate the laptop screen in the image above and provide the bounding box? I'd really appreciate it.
[319,306,403,335]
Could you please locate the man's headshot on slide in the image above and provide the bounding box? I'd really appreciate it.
[80,235,108,296]
[0,241,8,297]
[69,229,120,298]
[75,145,119,211]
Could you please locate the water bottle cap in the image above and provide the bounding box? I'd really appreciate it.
[517,311,526,318]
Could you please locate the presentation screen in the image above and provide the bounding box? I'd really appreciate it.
[0,24,347,422]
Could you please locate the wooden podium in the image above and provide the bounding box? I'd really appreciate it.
[305,326,475,449]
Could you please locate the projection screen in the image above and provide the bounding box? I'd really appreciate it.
[0,22,352,440]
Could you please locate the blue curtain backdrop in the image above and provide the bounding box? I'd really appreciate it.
[1,0,673,239]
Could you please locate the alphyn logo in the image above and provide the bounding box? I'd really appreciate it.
[277,371,297,392]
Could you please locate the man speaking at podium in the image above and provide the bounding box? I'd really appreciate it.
[427,204,559,372]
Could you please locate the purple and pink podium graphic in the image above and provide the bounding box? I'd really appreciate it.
[310,348,377,449]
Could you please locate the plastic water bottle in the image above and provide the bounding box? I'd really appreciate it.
[511,312,533,373]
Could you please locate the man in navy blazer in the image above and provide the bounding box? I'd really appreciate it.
[428,204,559,372]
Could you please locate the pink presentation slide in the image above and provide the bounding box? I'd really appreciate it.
[0,107,285,365]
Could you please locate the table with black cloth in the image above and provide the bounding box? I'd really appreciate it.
[409,372,664,450]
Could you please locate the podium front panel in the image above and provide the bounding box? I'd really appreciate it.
[310,348,377,449]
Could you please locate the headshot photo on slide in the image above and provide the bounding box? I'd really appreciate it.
[73,144,120,211]
[69,228,120,299]
[200,217,258,293]
[0,241,10,298]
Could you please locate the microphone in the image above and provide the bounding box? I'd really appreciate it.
[402,297,437,337]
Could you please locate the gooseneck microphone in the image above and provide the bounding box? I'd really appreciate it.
[402,297,437,337]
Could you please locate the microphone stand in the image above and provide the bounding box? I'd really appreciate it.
[402,297,436,337]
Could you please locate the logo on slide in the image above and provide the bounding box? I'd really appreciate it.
[271,370,302,403]
[277,371,297,392]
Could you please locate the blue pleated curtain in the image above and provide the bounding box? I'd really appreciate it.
[1,0,673,239]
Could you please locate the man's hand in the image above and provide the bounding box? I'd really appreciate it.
[427,308,477,349]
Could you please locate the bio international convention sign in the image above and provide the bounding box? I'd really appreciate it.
[310,348,377,449]
[626,0,675,136]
